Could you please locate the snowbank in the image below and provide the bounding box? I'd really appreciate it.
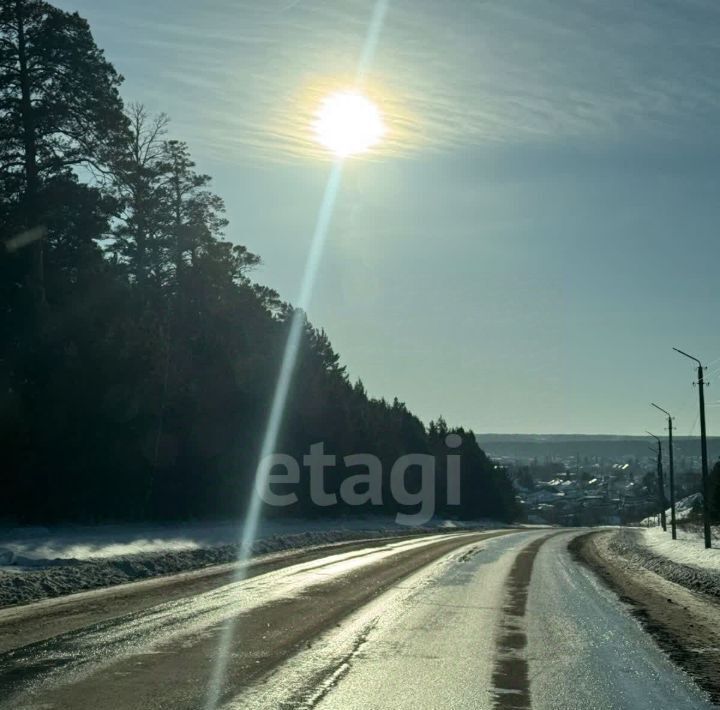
[639,526,720,571]
[0,517,502,607]
[0,517,494,564]
[608,527,720,599]
[636,492,720,572]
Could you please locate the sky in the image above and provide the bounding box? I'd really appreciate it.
[56,0,720,435]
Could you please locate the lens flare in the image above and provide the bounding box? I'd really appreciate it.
[204,2,390,708]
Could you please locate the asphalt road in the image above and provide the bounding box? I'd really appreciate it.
[0,529,714,710]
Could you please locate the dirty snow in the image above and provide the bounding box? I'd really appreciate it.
[608,527,720,599]
[0,517,500,608]
[639,526,720,572]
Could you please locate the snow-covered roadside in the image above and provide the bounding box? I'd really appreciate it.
[0,517,503,608]
[607,527,720,599]
[634,491,720,572]
[640,492,703,526]
[637,526,720,571]
[571,530,720,705]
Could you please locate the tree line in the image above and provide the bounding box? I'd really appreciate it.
[0,0,518,524]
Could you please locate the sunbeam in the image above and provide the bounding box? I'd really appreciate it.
[203,162,343,709]
[203,3,390,708]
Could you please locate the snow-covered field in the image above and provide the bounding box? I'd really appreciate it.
[0,517,502,607]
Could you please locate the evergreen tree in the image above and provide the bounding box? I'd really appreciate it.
[0,0,126,308]
[109,104,170,288]
[0,1,519,526]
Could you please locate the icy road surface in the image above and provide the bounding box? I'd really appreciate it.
[0,530,712,710]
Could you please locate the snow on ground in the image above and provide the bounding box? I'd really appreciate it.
[639,492,702,526]
[638,526,720,572]
[0,517,502,607]
[0,517,487,564]
[636,492,720,571]
[608,526,720,599]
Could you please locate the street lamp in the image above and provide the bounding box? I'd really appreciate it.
[651,403,677,540]
[673,347,712,549]
[646,431,667,532]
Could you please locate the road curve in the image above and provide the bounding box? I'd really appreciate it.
[231,530,715,710]
[0,530,508,709]
[0,529,714,710]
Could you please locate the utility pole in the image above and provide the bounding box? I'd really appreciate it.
[673,348,712,549]
[652,403,677,540]
[646,432,666,531]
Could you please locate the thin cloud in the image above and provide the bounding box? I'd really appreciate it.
[85,0,720,164]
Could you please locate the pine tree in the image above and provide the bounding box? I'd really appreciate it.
[0,0,126,308]
[109,104,170,288]
[159,140,228,284]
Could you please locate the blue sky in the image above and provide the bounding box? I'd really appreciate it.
[57,0,720,435]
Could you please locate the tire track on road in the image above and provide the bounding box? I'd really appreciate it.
[491,533,557,710]
[3,531,517,710]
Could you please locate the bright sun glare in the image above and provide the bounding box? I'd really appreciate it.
[312,91,385,157]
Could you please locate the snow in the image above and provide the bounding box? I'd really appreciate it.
[635,493,720,571]
[0,517,504,608]
[638,526,720,572]
[607,527,720,599]
[640,492,702,526]
[0,517,500,564]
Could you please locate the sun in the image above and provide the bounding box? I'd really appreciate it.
[312,91,385,157]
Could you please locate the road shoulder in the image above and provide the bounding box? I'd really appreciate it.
[571,529,720,705]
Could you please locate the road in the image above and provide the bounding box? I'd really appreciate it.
[0,529,714,710]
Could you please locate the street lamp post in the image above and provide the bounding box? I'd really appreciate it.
[673,347,712,549]
[651,403,677,540]
[646,432,667,532]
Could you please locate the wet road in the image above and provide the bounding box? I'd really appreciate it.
[0,530,714,709]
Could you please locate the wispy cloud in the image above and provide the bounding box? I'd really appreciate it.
[78,0,720,163]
